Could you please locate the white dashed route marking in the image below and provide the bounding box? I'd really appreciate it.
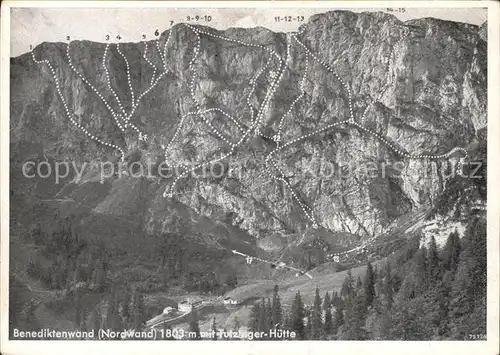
[164,24,287,197]
[31,50,125,162]
[116,43,136,108]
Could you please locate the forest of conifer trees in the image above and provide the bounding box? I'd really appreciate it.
[9,210,486,341]
[247,215,486,340]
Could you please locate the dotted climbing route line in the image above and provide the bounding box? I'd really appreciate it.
[191,25,285,132]
[292,33,355,123]
[116,43,136,108]
[32,21,472,242]
[163,107,245,166]
[275,53,309,143]
[102,42,143,137]
[260,34,320,226]
[163,30,172,67]
[41,34,174,165]
[103,43,127,120]
[143,41,158,86]
[32,50,125,162]
[230,249,312,278]
[66,41,124,132]
[164,24,287,196]
[115,36,172,137]
[246,54,274,124]
[127,68,168,126]
[259,24,468,228]
[155,39,166,69]
[185,24,233,148]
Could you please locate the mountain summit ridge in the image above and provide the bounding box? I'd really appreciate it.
[10,10,487,253]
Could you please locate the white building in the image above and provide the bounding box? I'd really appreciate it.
[178,301,192,313]
[223,297,240,309]
[163,306,174,315]
[223,297,238,305]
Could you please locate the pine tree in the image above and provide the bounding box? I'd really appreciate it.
[448,217,486,336]
[233,316,241,332]
[323,307,333,337]
[322,291,331,312]
[212,317,218,340]
[91,308,101,334]
[131,289,145,329]
[340,269,354,298]
[311,287,323,339]
[342,294,368,340]
[305,310,312,339]
[364,262,376,308]
[80,308,89,332]
[91,260,106,292]
[283,310,292,331]
[356,276,363,291]
[121,287,131,327]
[333,292,346,338]
[271,285,282,329]
[383,262,393,308]
[188,310,201,339]
[331,291,341,309]
[107,290,122,331]
[414,247,428,295]
[265,298,273,335]
[248,302,261,332]
[291,291,305,339]
[442,230,461,272]
[258,298,268,333]
[427,236,440,285]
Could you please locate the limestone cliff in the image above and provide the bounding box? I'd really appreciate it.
[10,11,487,254]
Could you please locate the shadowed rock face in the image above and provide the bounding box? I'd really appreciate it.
[10,11,487,250]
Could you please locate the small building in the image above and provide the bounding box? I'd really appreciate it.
[178,301,192,313]
[223,297,239,305]
[163,306,174,315]
[191,300,203,309]
[223,297,240,309]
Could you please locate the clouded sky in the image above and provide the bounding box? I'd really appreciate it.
[10,5,487,57]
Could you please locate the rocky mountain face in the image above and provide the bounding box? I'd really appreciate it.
[10,11,487,257]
